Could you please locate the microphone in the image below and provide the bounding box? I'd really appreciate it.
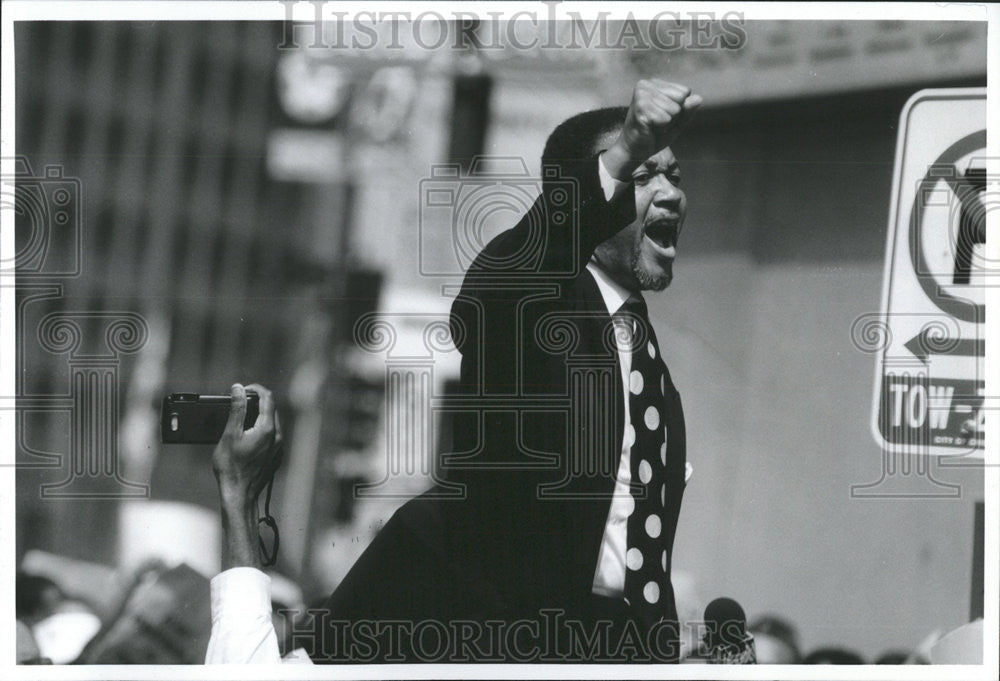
[700,597,757,664]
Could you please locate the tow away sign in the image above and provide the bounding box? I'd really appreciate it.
[870,88,987,457]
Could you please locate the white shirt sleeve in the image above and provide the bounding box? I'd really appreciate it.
[205,567,282,664]
[597,152,630,202]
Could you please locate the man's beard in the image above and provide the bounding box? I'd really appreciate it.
[631,251,671,291]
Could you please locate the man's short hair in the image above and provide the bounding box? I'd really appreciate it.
[541,106,628,172]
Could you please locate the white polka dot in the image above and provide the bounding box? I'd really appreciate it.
[629,370,643,395]
[662,550,667,572]
[644,406,660,430]
[647,341,656,359]
[622,494,635,517]
[626,424,635,448]
[626,547,643,570]
[660,483,666,506]
[660,442,667,466]
[644,581,660,603]
[660,375,665,394]
[646,514,661,538]
[638,459,652,484]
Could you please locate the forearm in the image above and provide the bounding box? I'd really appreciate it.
[206,383,289,663]
[218,484,261,571]
[600,141,641,184]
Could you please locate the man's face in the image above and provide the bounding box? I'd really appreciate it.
[592,144,687,292]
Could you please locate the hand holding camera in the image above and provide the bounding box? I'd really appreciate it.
[211,383,283,505]
[160,383,283,568]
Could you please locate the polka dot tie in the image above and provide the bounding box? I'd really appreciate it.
[615,296,668,635]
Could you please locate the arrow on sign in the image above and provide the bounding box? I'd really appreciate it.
[904,330,984,362]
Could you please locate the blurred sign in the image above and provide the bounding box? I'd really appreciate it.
[277,50,353,125]
[268,39,419,182]
[613,21,986,106]
[267,129,347,182]
[871,88,987,456]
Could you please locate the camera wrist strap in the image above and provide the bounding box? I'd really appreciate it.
[257,471,279,567]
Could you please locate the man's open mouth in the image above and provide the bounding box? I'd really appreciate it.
[644,220,679,250]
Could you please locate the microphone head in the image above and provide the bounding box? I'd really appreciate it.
[703,597,748,649]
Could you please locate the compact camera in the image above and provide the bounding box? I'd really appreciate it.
[160,392,260,445]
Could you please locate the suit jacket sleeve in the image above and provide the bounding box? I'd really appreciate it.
[452,153,636,294]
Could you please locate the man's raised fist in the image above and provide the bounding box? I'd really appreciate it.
[604,79,702,182]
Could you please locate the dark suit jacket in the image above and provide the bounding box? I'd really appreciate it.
[314,154,686,662]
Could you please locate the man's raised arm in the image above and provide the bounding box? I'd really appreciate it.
[205,383,286,664]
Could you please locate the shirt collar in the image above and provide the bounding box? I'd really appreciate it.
[586,259,636,316]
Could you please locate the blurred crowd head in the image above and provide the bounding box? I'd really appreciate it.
[748,613,802,664]
[803,646,866,664]
[16,571,100,664]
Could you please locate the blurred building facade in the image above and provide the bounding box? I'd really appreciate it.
[13,17,988,660]
[15,20,320,577]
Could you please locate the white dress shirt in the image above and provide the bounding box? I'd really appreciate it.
[205,567,284,663]
[586,260,641,599]
[205,154,638,663]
